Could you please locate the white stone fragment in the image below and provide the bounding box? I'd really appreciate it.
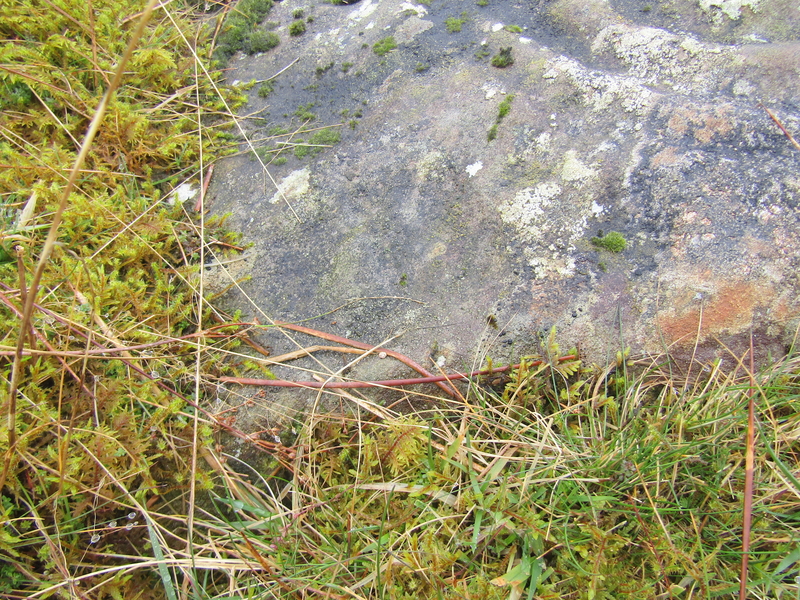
[168,183,197,206]
[466,161,483,177]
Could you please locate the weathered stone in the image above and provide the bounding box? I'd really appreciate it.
[207,0,800,392]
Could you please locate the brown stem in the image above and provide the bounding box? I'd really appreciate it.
[218,357,577,391]
[272,320,459,396]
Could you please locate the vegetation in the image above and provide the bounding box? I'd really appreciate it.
[214,0,276,61]
[446,12,470,33]
[591,230,627,253]
[504,24,523,33]
[289,19,306,36]
[293,127,342,158]
[248,29,280,53]
[258,80,275,97]
[2,1,799,600]
[491,46,515,68]
[488,94,514,141]
[294,102,317,121]
[373,36,398,56]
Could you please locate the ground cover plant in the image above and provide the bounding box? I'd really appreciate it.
[1,0,799,598]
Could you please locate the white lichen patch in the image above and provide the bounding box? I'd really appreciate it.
[498,183,590,278]
[545,55,654,115]
[269,167,310,204]
[466,161,483,177]
[591,24,730,93]
[396,2,427,17]
[416,150,447,181]
[699,0,760,20]
[348,0,378,23]
[561,151,597,181]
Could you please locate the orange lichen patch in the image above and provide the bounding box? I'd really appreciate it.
[652,146,681,167]
[695,113,733,144]
[666,105,733,143]
[658,281,763,344]
[667,112,689,135]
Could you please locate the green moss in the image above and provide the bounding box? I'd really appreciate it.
[491,46,514,68]
[591,231,627,253]
[504,24,523,33]
[294,127,341,158]
[497,94,514,120]
[341,61,353,72]
[214,0,275,61]
[289,19,306,36]
[475,46,491,60]
[316,61,334,76]
[248,29,280,53]
[477,0,488,5]
[292,8,305,18]
[294,102,316,121]
[258,81,274,97]
[445,13,469,33]
[487,124,498,141]
[373,36,397,56]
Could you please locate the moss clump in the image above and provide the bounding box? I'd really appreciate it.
[491,46,514,68]
[294,128,341,158]
[504,24,523,33]
[289,20,306,36]
[248,29,280,53]
[591,231,627,253]
[258,81,275,97]
[497,94,514,119]
[373,36,397,56]
[214,0,275,61]
[445,13,469,33]
[294,102,317,121]
[488,94,513,141]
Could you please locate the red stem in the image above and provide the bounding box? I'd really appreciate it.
[218,356,577,390]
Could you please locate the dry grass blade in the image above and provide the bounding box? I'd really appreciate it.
[740,332,757,599]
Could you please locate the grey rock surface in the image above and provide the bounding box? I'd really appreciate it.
[207,0,800,394]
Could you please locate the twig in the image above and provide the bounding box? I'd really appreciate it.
[193,163,214,212]
[760,104,800,152]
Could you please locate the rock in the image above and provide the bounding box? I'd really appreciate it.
[208,0,800,385]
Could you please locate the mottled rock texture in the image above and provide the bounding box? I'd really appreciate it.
[208,0,800,391]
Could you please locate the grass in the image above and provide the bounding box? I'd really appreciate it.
[2,1,800,599]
